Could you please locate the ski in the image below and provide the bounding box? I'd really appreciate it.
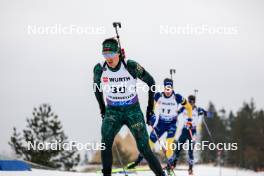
[95,166,150,174]
[112,166,150,173]
[96,166,188,174]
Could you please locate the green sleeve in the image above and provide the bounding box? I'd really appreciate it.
[127,59,156,111]
[93,63,105,116]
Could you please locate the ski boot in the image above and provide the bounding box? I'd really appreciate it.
[162,171,168,176]
[163,158,176,176]
[102,169,111,176]
[126,154,144,169]
[188,164,194,176]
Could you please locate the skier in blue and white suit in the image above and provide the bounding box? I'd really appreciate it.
[127,78,192,169]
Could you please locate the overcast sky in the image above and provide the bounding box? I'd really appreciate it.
[0,0,264,155]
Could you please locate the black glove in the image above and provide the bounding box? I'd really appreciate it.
[186,118,193,129]
[146,106,154,125]
[101,107,106,119]
[198,107,207,117]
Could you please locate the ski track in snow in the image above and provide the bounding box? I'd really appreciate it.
[0,165,263,176]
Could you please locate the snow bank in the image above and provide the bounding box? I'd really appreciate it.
[0,165,263,176]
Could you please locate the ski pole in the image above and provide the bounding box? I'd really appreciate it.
[113,143,128,176]
[196,91,223,174]
[194,89,198,97]
[150,125,176,176]
[193,89,214,141]
[202,117,215,143]
[202,112,223,176]
[188,89,198,142]
[169,69,176,81]
[188,128,194,141]
[112,22,125,59]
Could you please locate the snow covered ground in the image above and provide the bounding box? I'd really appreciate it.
[0,165,263,176]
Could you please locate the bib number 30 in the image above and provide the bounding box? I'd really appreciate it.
[111,86,126,93]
